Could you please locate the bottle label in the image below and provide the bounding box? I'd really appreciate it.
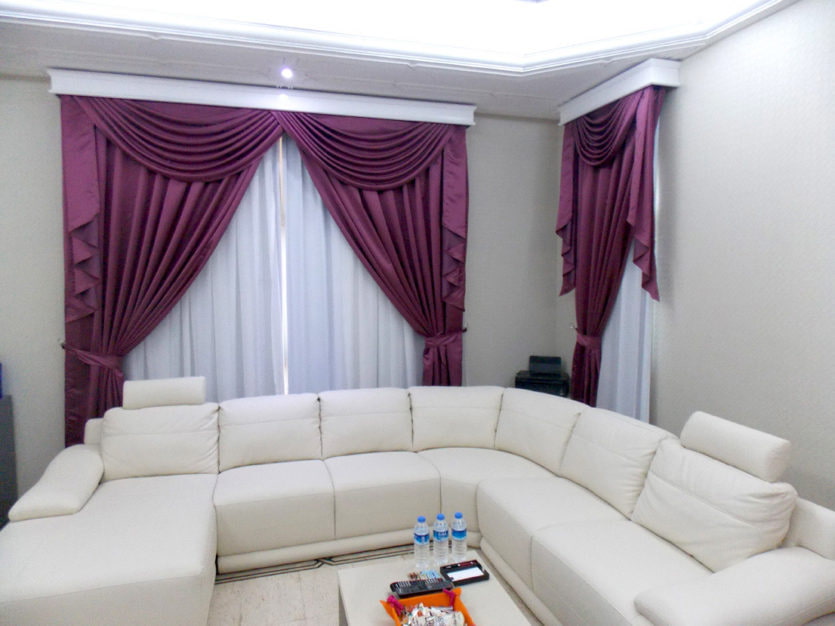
[434,530,448,541]
[452,529,466,540]
[414,533,429,544]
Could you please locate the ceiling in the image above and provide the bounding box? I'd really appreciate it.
[0,0,796,119]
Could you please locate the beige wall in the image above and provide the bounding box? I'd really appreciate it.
[653,0,835,507]
[0,77,65,493]
[464,115,575,387]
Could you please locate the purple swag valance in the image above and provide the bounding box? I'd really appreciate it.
[61,96,469,445]
[557,86,665,406]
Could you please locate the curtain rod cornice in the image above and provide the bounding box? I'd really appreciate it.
[48,69,476,126]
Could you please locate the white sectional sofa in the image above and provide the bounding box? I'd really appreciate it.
[2,378,835,625]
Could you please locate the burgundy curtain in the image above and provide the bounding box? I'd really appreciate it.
[278,112,468,385]
[556,86,665,406]
[62,96,283,444]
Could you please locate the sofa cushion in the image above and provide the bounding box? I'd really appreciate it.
[122,376,206,409]
[531,520,709,626]
[0,475,217,626]
[325,451,439,539]
[632,439,797,571]
[410,386,504,450]
[680,410,792,481]
[101,403,219,481]
[320,388,412,458]
[218,394,320,471]
[635,547,835,626]
[418,447,554,533]
[214,460,335,557]
[477,476,624,587]
[9,444,102,521]
[559,407,671,517]
[494,388,584,474]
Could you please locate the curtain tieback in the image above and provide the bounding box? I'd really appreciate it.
[576,332,602,350]
[63,344,123,370]
[425,330,464,349]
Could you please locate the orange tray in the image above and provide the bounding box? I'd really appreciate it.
[381,586,475,625]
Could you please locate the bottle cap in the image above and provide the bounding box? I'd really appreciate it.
[417,515,426,523]
[454,512,463,518]
[436,513,445,520]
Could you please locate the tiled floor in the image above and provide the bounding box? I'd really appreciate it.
[208,550,543,625]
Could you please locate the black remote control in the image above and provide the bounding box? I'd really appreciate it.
[389,578,453,598]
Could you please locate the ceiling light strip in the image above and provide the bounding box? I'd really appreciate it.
[558,58,680,125]
[47,69,476,126]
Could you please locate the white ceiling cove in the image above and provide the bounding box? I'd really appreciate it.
[0,0,797,119]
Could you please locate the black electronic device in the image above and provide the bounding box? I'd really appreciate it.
[515,354,569,397]
[528,355,562,377]
[389,578,453,598]
[439,560,490,586]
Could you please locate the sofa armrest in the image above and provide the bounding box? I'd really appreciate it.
[635,547,835,626]
[8,444,103,521]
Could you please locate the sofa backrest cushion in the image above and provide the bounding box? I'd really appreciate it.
[410,386,504,450]
[783,498,835,560]
[320,388,412,457]
[559,407,672,517]
[494,388,584,474]
[101,403,219,480]
[122,376,206,410]
[218,394,321,471]
[632,439,798,571]
[680,411,791,482]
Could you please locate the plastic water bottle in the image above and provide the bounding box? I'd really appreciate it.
[413,515,430,571]
[451,511,467,562]
[432,513,449,566]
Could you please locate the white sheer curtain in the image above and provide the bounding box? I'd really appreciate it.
[125,137,422,401]
[596,251,652,421]
[282,138,423,393]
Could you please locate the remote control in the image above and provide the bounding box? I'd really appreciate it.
[389,578,453,598]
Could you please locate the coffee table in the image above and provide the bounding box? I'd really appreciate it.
[337,550,531,625]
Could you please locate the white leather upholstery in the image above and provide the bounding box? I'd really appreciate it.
[560,407,671,517]
[101,403,219,480]
[83,417,103,445]
[632,439,797,571]
[0,475,216,626]
[531,520,709,626]
[784,498,835,560]
[9,444,102,521]
[122,376,206,410]
[320,388,412,457]
[410,385,504,450]
[477,477,624,587]
[218,394,320,471]
[494,388,583,474]
[418,447,553,533]
[5,383,834,626]
[325,451,439,538]
[635,547,835,626]
[214,460,334,557]
[681,410,792,481]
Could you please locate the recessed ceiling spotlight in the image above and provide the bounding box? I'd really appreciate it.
[280,67,294,80]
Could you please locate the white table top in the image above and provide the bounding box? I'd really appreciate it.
[337,551,530,625]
